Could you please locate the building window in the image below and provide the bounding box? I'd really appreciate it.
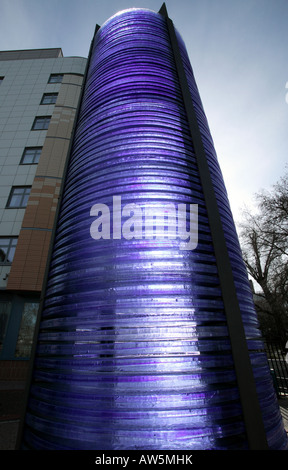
[0,238,17,264]
[40,93,58,105]
[32,116,51,130]
[48,74,63,84]
[21,147,42,164]
[0,77,4,84]
[6,186,31,208]
[0,302,12,355]
[15,302,39,358]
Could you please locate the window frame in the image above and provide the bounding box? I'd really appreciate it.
[0,300,12,356]
[20,147,42,165]
[0,295,40,360]
[0,237,18,265]
[6,186,31,209]
[14,302,39,358]
[40,93,58,105]
[31,116,51,130]
[48,73,63,84]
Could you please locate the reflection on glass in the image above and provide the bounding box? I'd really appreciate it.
[15,303,39,358]
[0,302,11,354]
[0,238,17,263]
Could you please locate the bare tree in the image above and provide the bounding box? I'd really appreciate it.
[239,172,288,345]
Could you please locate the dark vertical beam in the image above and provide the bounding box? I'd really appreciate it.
[159,3,269,449]
[15,24,101,450]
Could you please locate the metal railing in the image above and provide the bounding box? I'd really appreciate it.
[264,339,288,397]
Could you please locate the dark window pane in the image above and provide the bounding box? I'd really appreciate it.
[15,303,39,357]
[0,239,9,262]
[0,238,17,264]
[21,147,42,164]
[41,93,58,105]
[32,116,51,130]
[22,192,30,206]
[48,74,63,84]
[7,187,31,208]
[9,190,23,207]
[6,240,17,262]
[22,152,34,164]
[0,302,12,354]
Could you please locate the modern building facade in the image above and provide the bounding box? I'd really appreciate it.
[0,48,87,380]
[17,6,288,450]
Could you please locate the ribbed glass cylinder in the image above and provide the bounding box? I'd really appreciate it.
[21,9,288,450]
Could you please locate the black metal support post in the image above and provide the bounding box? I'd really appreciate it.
[159,2,268,450]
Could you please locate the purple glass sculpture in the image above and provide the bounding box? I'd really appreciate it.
[20,8,288,450]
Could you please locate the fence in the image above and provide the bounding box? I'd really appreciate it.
[264,339,288,397]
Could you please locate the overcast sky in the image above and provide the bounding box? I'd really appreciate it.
[1,0,288,228]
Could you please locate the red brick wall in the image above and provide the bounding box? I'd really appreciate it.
[0,360,30,381]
